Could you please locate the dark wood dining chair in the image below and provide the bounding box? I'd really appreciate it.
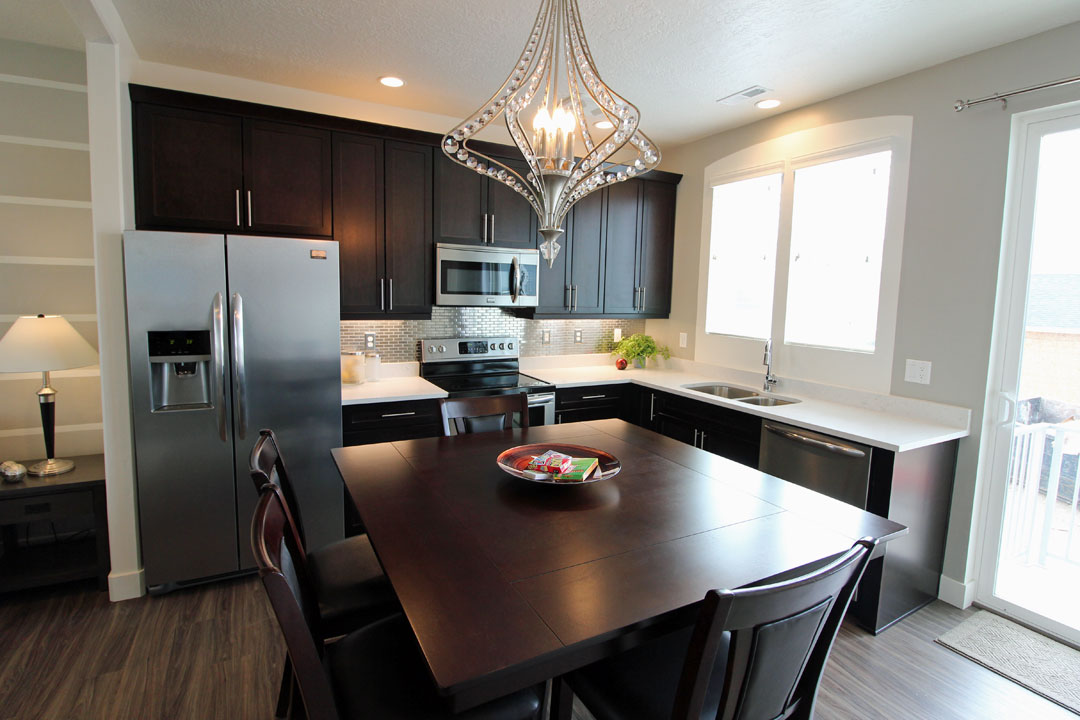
[551,537,877,720]
[250,429,399,717]
[251,484,544,720]
[439,392,529,436]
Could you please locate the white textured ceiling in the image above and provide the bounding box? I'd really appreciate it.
[6,1,1080,145]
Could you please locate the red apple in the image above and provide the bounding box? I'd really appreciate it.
[615,358,628,370]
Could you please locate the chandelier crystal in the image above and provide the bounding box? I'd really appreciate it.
[442,0,661,267]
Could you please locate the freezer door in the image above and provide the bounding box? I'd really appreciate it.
[226,235,343,565]
[123,231,239,588]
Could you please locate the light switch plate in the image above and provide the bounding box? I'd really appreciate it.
[679,332,688,348]
[613,327,622,342]
[574,329,583,344]
[364,333,377,350]
[542,329,551,345]
[904,359,931,384]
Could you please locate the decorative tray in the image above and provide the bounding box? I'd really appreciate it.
[495,443,621,485]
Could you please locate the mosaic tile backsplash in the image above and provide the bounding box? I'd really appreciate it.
[341,308,646,363]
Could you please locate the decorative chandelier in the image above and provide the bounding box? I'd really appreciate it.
[442,0,661,267]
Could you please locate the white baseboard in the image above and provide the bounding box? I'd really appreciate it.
[108,567,146,601]
[938,574,977,608]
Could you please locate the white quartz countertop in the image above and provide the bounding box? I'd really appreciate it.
[524,364,969,453]
[341,375,446,405]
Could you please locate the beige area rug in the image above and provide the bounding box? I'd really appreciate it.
[936,610,1080,715]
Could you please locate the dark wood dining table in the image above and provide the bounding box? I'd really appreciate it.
[331,419,907,713]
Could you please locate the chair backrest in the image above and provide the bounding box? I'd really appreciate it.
[249,428,308,547]
[672,538,876,720]
[438,392,529,436]
[251,484,340,720]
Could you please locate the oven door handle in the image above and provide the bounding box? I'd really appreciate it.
[526,391,555,406]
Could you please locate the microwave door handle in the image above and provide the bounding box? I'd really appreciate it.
[510,256,519,303]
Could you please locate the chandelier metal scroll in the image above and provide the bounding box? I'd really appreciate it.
[441,0,661,267]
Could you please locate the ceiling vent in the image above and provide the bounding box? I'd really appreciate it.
[716,86,771,106]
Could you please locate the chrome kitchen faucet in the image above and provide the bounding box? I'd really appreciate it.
[763,339,778,392]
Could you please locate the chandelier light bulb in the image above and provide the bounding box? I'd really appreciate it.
[442,0,661,268]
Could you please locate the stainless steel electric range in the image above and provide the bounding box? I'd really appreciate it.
[420,336,555,425]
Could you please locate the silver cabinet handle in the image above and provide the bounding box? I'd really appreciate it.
[211,292,227,442]
[482,213,488,244]
[235,190,241,227]
[246,190,252,227]
[565,285,571,311]
[380,278,386,310]
[381,411,416,418]
[700,431,707,448]
[490,214,496,244]
[572,285,578,311]
[649,392,655,421]
[763,423,866,458]
[581,394,606,400]
[389,278,394,311]
[231,292,247,440]
[641,286,646,311]
[693,429,699,447]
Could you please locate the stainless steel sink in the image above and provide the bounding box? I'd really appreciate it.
[682,383,759,400]
[737,396,800,407]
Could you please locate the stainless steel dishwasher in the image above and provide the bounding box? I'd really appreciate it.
[758,421,873,508]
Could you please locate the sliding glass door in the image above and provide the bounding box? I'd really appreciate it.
[978,101,1080,645]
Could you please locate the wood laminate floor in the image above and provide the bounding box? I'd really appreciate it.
[0,578,1072,719]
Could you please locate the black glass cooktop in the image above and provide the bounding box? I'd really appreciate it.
[426,372,553,397]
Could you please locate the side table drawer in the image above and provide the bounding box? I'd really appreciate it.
[0,490,94,524]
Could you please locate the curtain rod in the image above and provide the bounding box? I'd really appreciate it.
[955,74,1080,112]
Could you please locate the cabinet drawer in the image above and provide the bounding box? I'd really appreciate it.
[556,384,626,408]
[343,399,441,431]
[0,490,94,525]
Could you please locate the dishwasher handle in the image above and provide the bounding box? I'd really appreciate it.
[762,423,866,458]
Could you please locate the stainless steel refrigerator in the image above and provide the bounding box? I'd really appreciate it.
[123,231,342,591]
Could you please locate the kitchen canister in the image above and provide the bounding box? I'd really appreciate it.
[341,351,365,385]
[364,351,380,382]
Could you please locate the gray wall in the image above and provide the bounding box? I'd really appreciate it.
[647,21,1080,588]
[0,39,101,462]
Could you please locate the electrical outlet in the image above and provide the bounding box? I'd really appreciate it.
[542,329,551,345]
[364,333,377,350]
[679,332,688,348]
[613,327,622,342]
[904,359,932,385]
[574,329,583,344]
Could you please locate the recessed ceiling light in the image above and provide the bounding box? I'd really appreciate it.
[379,76,405,88]
[594,120,614,130]
[755,98,781,110]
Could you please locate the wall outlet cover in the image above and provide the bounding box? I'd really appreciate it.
[679,332,688,348]
[613,327,622,342]
[542,329,551,344]
[574,329,583,343]
[904,359,931,384]
[364,332,377,350]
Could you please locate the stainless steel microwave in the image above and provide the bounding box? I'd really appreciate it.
[435,243,539,307]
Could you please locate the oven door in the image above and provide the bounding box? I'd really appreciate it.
[436,244,539,307]
[525,391,555,426]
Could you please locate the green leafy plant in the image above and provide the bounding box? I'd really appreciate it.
[611,333,670,365]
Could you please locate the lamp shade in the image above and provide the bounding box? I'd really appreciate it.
[0,315,99,373]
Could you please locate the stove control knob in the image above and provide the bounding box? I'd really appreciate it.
[508,342,514,350]
[428,345,436,353]
[438,345,446,353]
[499,343,505,350]
[490,343,496,350]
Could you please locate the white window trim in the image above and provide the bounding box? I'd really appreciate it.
[696,116,912,393]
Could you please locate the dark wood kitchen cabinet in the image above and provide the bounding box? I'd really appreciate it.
[535,188,606,315]
[335,134,432,318]
[134,104,244,231]
[243,120,332,236]
[134,103,332,236]
[434,154,537,248]
[645,390,762,468]
[602,179,676,316]
[555,383,627,424]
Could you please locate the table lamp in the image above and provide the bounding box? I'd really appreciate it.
[0,314,99,476]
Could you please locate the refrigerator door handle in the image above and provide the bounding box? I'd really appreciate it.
[212,292,227,442]
[231,292,248,440]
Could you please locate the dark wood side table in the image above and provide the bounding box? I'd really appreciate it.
[0,454,109,592]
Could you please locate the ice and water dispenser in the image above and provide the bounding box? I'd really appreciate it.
[147,330,213,411]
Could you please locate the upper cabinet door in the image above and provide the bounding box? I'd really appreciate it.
[384,141,433,316]
[536,206,573,314]
[603,180,643,314]
[334,133,384,316]
[639,180,676,315]
[486,158,537,249]
[134,104,243,231]
[567,189,606,314]
[435,154,486,246]
[243,120,332,237]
